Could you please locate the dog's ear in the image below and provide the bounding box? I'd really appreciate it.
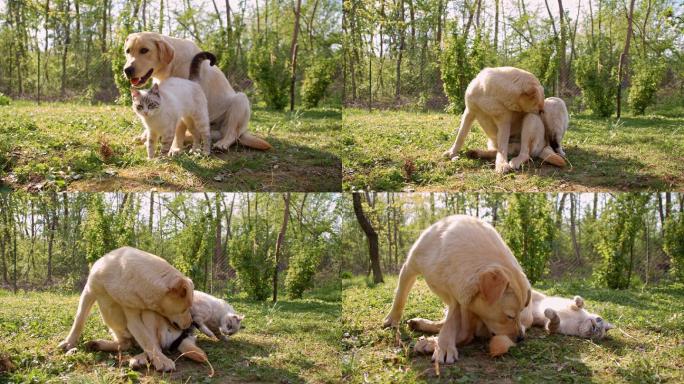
[156,39,175,65]
[168,278,189,299]
[479,269,509,305]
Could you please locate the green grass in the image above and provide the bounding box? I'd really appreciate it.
[0,102,341,192]
[0,283,341,383]
[342,109,684,191]
[342,275,684,383]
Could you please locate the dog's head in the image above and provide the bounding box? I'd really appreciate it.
[159,277,194,329]
[123,32,175,87]
[219,312,245,337]
[468,266,531,343]
[518,83,545,114]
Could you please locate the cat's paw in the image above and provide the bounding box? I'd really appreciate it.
[573,296,585,309]
[413,336,437,355]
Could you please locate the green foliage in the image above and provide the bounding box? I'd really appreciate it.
[81,196,114,264]
[441,28,493,113]
[628,56,666,115]
[0,92,10,106]
[594,194,650,289]
[285,241,325,299]
[574,40,618,117]
[248,33,290,110]
[501,194,555,284]
[302,58,337,108]
[663,213,684,282]
[230,222,276,301]
[173,210,214,290]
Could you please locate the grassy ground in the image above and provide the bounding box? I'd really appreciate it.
[342,109,684,191]
[0,102,341,192]
[0,283,341,383]
[342,275,684,383]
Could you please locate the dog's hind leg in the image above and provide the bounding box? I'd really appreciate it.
[59,287,97,351]
[382,262,419,329]
[444,107,475,160]
[86,302,133,352]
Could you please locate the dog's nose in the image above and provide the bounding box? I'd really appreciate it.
[516,334,525,343]
[124,66,134,78]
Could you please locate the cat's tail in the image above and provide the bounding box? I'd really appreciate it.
[189,51,217,82]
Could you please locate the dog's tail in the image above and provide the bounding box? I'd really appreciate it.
[189,51,217,82]
[540,146,566,167]
[238,132,272,150]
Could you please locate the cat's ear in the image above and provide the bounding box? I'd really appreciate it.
[151,83,160,95]
[603,321,615,331]
[131,88,141,99]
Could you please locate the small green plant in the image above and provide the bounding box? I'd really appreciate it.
[574,39,618,117]
[302,58,337,108]
[285,242,324,299]
[664,213,684,282]
[629,56,666,115]
[0,92,11,106]
[248,33,289,110]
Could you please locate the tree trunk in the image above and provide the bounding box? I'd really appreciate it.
[494,0,499,51]
[273,193,290,302]
[616,0,636,118]
[289,0,302,111]
[557,0,568,96]
[570,194,580,262]
[395,0,405,99]
[352,193,383,283]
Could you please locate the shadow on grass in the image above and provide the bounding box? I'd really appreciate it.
[175,136,342,192]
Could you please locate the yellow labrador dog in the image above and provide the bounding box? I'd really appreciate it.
[383,215,531,364]
[443,67,545,173]
[59,247,194,371]
[87,309,208,370]
[466,96,568,169]
[123,32,271,151]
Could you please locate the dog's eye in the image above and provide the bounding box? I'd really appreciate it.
[140,48,149,54]
[125,48,130,54]
[506,315,515,320]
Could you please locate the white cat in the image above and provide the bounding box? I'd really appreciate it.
[523,290,614,340]
[131,52,215,158]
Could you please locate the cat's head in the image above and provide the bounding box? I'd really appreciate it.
[219,312,245,337]
[131,83,161,117]
[579,316,614,340]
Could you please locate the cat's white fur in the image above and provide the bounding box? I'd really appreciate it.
[132,78,210,159]
[191,290,244,342]
[523,290,614,339]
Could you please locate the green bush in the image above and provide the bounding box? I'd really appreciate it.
[0,92,11,106]
[285,242,324,299]
[594,194,650,289]
[574,40,618,117]
[628,56,666,115]
[501,194,555,284]
[664,213,684,282]
[248,33,289,110]
[230,227,275,301]
[302,58,337,108]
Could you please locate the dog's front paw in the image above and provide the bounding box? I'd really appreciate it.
[168,147,183,157]
[129,353,149,370]
[442,150,459,161]
[382,314,399,329]
[414,336,437,355]
[431,344,458,364]
[213,140,232,151]
[150,354,175,372]
[58,339,76,352]
[495,161,513,174]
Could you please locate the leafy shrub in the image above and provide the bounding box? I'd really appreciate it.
[594,194,649,289]
[441,27,492,113]
[664,213,684,282]
[248,33,289,110]
[0,92,11,106]
[574,40,618,117]
[285,242,324,299]
[302,58,337,108]
[230,226,275,301]
[501,194,555,284]
[173,213,213,290]
[629,56,666,115]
